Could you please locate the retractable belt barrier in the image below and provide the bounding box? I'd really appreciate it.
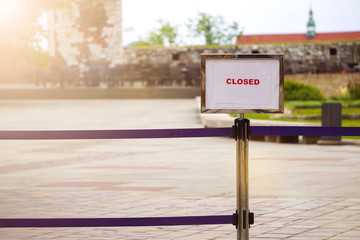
[0,126,359,228]
[1,126,359,140]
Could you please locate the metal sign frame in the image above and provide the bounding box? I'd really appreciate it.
[201,54,284,114]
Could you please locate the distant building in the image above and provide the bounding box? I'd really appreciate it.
[236,6,360,44]
[236,31,360,44]
[306,6,316,39]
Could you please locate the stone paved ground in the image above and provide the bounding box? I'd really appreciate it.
[0,99,359,239]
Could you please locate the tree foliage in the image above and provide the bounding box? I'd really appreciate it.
[158,20,178,46]
[186,12,240,45]
[135,20,178,46]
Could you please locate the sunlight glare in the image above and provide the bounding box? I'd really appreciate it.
[0,0,18,17]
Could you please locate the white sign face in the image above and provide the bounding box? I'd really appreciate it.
[201,54,284,113]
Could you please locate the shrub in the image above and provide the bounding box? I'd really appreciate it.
[284,79,326,101]
[348,79,360,99]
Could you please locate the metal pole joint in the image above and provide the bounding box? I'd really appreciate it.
[232,118,250,141]
[232,210,254,229]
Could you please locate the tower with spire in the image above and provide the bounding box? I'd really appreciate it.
[307,4,316,39]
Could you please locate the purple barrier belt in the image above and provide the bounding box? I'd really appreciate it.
[0,215,233,228]
[0,127,359,140]
[0,128,231,140]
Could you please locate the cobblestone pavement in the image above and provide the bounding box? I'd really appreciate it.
[0,99,359,239]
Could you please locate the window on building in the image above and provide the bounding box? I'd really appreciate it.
[172,54,180,61]
[330,48,337,56]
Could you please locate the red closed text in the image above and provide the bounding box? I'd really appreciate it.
[226,78,260,85]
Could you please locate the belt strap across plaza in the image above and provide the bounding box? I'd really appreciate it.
[0,127,359,140]
[0,215,234,228]
[1,126,359,228]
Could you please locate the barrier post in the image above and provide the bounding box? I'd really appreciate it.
[201,53,283,239]
[234,115,253,240]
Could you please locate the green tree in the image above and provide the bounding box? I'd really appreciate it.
[135,20,178,46]
[158,20,178,46]
[186,12,240,45]
[147,31,165,46]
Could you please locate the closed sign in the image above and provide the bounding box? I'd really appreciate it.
[201,54,284,113]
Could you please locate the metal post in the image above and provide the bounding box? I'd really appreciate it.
[234,114,253,239]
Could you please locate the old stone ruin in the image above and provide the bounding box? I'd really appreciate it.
[3,0,360,90]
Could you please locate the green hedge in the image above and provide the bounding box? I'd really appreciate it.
[284,79,326,101]
[348,80,360,99]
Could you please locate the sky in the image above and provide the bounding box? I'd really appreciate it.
[122,0,360,46]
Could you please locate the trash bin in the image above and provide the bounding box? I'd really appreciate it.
[318,102,344,145]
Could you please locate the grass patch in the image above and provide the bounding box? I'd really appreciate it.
[291,108,360,116]
[285,100,360,109]
[285,101,322,109]
[230,113,272,120]
[342,120,360,127]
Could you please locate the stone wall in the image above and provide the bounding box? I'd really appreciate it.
[48,0,123,73]
[104,42,359,91]
[42,0,359,93]
[13,42,360,98]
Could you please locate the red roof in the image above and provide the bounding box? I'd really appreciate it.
[236,31,360,44]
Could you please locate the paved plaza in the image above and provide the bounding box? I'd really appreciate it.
[0,99,359,239]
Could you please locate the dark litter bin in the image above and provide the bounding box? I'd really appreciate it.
[318,102,344,145]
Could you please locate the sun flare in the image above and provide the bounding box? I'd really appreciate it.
[0,0,19,18]
[0,0,18,9]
